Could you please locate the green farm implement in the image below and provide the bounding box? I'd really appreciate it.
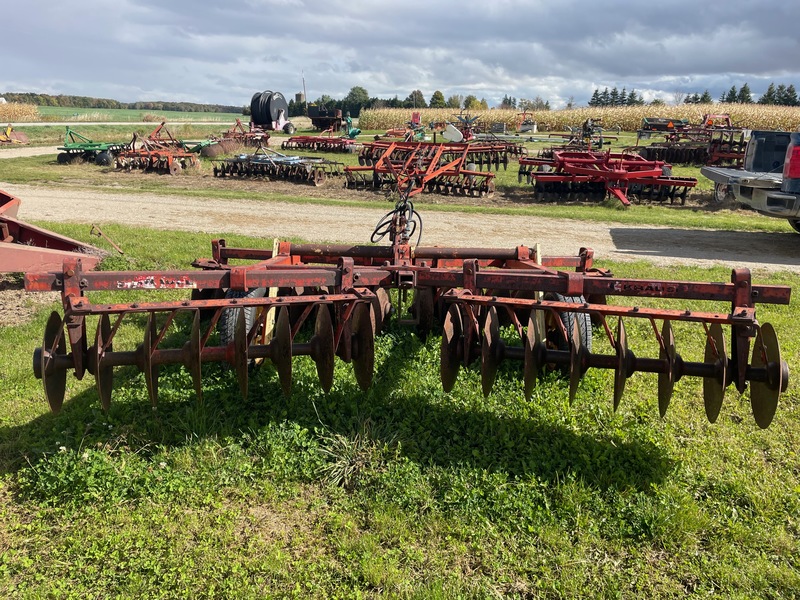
[57,127,130,166]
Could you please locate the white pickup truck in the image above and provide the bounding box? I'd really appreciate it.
[701,130,800,233]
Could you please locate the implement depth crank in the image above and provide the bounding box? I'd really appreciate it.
[26,196,790,428]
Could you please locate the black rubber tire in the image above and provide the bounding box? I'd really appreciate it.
[713,182,734,203]
[217,288,267,354]
[95,151,114,166]
[788,219,800,234]
[544,292,592,354]
[283,122,296,135]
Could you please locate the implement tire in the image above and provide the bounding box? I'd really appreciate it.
[217,288,267,361]
[544,292,592,355]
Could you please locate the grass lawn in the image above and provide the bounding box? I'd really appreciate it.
[0,221,798,598]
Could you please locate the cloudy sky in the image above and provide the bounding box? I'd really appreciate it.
[4,0,799,108]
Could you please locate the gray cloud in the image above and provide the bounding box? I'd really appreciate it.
[4,0,799,107]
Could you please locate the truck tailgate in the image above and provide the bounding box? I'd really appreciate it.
[701,166,782,189]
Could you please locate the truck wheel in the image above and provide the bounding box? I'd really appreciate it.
[283,123,296,135]
[713,183,734,203]
[788,219,800,234]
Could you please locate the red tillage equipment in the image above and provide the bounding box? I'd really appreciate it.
[220,118,270,148]
[1,190,103,273]
[637,114,747,167]
[345,141,509,198]
[518,149,697,206]
[25,194,791,430]
[281,131,361,153]
[115,122,199,175]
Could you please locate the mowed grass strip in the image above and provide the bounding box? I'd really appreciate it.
[0,222,798,598]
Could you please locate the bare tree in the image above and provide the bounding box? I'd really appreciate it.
[672,90,686,105]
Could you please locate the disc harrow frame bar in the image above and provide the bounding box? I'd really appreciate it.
[357,140,527,172]
[519,149,697,206]
[26,204,791,429]
[281,133,361,154]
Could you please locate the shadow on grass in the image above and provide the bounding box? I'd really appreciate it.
[0,325,673,495]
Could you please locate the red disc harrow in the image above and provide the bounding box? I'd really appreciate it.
[26,195,790,429]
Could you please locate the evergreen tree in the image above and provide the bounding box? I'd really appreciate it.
[499,94,517,109]
[618,87,627,106]
[784,84,799,106]
[600,87,611,106]
[588,89,601,107]
[429,90,446,108]
[737,83,753,104]
[609,87,620,106]
[626,89,643,105]
[699,90,713,103]
[759,83,777,105]
[722,86,738,103]
[776,84,788,105]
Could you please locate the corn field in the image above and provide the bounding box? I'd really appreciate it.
[358,104,800,132]
[0,102,39,122]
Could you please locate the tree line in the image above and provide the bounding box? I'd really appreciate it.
[1,92,243,113]
[284,87,555,118]
[712,83,799,106]
[588,87,646,107]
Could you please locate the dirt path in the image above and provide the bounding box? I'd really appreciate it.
[2,181,799,274]
[0,146,60,159]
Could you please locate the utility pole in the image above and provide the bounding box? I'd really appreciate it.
[302,71,308,116]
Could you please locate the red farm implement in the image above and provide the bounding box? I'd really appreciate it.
[25,193,791,429]
[518,149,697,206]
[115,122,199,175]
[636,114,747,167]
[219,118,270,149]
[1,190,103,273]
[345,141,497,197]
[281,131,362,153]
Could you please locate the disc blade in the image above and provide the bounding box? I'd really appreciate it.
[41,311,67,414]
[613,317,628,412]
[523,310,543,400]
[352,303,375,391]
[481,306,500,398]
[370,287,392,334]
[658,321,676,418]
[271,307,293,397]
[703,323,727,423]
[313,304,335,393]
[750,323,782,429]
[568,318,584,404]
[234,309,249,400]
[440,305,463,393]
[94,314,113,411]
[414,287,435,341]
